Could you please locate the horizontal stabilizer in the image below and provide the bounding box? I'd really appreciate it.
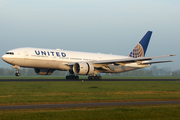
[142,60,175,65]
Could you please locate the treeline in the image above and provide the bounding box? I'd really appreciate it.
[0,68,66,76]
[0,66,180,76]
[105,66,180,76]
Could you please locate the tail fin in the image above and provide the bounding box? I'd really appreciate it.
[128,31,152,58]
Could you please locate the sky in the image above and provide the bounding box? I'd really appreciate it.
[0,0,180,70]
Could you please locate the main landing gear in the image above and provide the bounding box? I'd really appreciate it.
[66,70,102,80]
[66,75,102,80]
[66,75,79,80]
[88,76,102,80]
[13,65,21,76]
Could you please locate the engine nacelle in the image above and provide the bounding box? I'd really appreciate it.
[34,68,54,75]
[73,62,94,75]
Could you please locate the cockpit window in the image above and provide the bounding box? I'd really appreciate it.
[6,52,14,55]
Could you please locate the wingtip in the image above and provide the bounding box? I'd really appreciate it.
[170,54,176,56]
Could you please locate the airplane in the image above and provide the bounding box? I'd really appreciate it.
[1,31,175,80]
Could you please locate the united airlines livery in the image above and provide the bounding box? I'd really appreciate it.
[2,31,175,80]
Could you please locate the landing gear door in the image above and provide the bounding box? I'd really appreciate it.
[24,51,29,59]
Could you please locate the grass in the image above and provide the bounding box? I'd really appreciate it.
[0,81,180,120]
[0,104,180,120]
[0,81,180,105]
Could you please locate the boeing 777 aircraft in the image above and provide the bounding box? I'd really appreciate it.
[2,31,175,80]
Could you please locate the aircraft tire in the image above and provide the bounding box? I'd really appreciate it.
[75,76,79,80]
[95,76,99,80]
[88,76,91,80]
[66,76,69,80]
[15,73,20,76]
[88,76,102,80]
[66,75,79,80]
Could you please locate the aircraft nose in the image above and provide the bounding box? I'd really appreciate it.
[2,54,9,62]
[2,54,12,64]
[2,55,6,61]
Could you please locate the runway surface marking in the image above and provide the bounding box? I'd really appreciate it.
[1,101,180,110]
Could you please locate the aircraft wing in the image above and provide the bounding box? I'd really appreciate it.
[66,55,175,66]
[92,55,175,65]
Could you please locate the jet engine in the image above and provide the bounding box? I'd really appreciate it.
[73,62,94,75]
[34,68,54,75]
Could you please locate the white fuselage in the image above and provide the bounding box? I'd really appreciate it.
[2,47,150,74]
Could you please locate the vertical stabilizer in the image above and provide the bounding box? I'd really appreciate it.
[128,31,152,58]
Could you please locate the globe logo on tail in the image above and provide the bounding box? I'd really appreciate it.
[128,43,144,58]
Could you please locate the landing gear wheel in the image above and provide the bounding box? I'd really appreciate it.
[95,76,99,80]
[75,76,79,80]
[66,75,79,80]
[88,76,92,80]
[15,73,20,76]
[66,76,69,79]
[88,76,102,80]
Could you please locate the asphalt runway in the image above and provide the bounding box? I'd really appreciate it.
[0,101,180,110]
[0,79,180,81]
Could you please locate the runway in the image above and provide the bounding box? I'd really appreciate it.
[0,101,180,110]
[0,79,180,82]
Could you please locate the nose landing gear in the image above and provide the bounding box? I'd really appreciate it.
[13,65,21,76]
[15,72,21,76]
